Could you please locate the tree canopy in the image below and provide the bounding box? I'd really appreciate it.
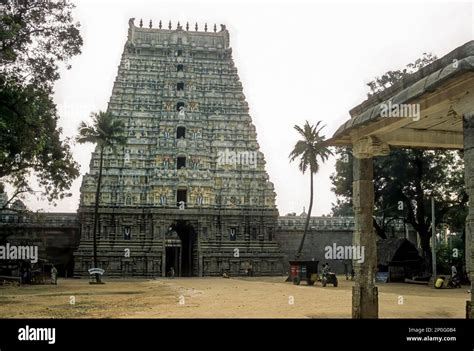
[76,111,127,149]
[289,120,332,259]
[0,0,82,208]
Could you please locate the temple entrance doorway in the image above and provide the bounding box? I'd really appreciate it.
[166,221,197,277]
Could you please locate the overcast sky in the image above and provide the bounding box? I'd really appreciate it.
[23,0,473,215]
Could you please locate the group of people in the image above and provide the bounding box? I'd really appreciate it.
[19,264,57,285]
[342,262,355,280]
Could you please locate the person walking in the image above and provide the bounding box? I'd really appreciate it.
[51,265,58,285]
[451,264,457,279]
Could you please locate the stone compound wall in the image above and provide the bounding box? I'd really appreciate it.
[274,229,353,274]
[274,215,416,274]
[0,212,80,276]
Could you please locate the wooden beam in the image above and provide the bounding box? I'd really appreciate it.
[350,117,413,140]
[417,74,474,112]
[378,128,463,149]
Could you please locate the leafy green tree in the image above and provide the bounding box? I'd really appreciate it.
[1,0,82,87]
[366,53,437,97]
[289,121,332,259]
[332,144,466,272]
[76,111,126,283]
[0,0,82,208]
[330,147,353,216]
[436,235,464,276]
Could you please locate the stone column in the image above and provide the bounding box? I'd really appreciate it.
[161,222,167,277]
[197,221,203,277]
[463,113,474,318]
[352,136,389,319]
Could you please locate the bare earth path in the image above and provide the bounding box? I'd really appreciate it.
[0,277,468,318]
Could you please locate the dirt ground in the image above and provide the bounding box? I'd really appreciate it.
[0,276,469,318]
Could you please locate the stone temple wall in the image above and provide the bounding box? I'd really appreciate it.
[0,212,80,276]
[274,215,417,274]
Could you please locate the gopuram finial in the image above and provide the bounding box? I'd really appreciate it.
[204,23,208,32]
[168,20,172,30]
[213,24,217,32]
[149,20,152,28]
[177,21,181,29]
[159,20,162,29]
[195,22,198,31]
[139,18,143,28]
[186,22,189,31]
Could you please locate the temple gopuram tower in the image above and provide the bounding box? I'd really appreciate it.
[74,19,284,277]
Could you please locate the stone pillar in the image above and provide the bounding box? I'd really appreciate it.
[352,136,389,319]
[197,221,203,277]
[463,113,474,318]
[160,222,167,277]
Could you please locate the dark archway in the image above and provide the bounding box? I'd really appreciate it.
[165,246,180,277]
[168,221,197,277]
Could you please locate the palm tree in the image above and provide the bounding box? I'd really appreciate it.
[289,120,332,259]
[76,111,126,283]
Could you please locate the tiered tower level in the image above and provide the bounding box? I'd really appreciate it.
[74,19,284,277]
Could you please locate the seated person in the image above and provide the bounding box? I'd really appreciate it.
[322,263,330,277]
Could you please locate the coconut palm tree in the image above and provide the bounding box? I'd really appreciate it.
[76,111,126,283]
[289,120,332,259]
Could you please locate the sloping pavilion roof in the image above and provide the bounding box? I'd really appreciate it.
[377,238,422,266]
[329,41,474,149]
